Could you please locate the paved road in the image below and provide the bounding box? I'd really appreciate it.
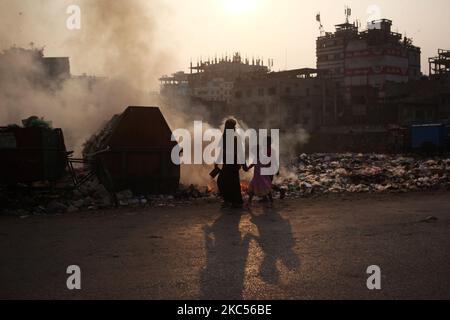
[1,191,450,299]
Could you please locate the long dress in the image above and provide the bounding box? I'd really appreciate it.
[218,163,243,204]
[217,135,243,205]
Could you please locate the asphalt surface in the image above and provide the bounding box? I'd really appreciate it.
[1,191,450,300]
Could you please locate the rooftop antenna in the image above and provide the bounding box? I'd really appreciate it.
[345,6,352,24]
[316,12,325,36]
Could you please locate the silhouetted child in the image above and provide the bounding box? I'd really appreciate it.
[244,141,274,207]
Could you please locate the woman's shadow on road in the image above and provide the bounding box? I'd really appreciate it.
[200,204,300,299]
[200,207,249,300]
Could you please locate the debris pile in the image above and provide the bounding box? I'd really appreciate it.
[0,173,215,217]
[2,152,450,216]
[274,153,450,197]
[82,114,120,158]
[7,116,53,129]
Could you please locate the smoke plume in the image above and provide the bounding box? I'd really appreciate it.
[0,0,175,153]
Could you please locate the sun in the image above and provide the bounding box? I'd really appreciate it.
[221,0,259,14]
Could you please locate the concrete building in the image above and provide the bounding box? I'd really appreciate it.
[0,47,70,83]
[346,48,450,127]
[42,57,71,80]
[317,21,358,83]
[316,18,421,90]
[317,18,421,123]
[191,77,234,103]
[429,49,450,80]
[344,19,421,88]
[382,49,450,126]
[230,68,337,131]
[159,71,190,98]
[188,52,269,104]
[160,53,270,103]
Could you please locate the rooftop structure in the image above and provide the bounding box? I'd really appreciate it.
[316,17,421,88]
[159,71,190,97]
[189,52,269,77]
[429,49,450,79]
[160,52,273,103]
[0,47,70,81]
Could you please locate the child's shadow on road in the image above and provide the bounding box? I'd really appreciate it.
[248,205,301,285]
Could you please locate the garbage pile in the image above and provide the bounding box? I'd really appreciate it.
[274,153,450,197]
[0,173,215,217]
[7,115,53,129]
[2,152,450,216]
[82,114,120,158]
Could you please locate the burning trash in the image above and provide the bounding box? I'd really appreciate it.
[2,147,450,216]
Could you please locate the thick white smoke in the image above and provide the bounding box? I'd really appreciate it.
[0,0,182,153]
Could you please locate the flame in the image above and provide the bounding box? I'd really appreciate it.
[240,181,249,194]
[205,180,249,194]
[207,180,217,193]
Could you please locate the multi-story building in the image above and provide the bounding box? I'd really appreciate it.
[191,77,234,103]
[317,18,421,97]
[159,71,190,98]
[381,49,450,126]
[316,21,358,83]
[344,19,421,88]
[429,49,450,80]
[188,52,269,104]
[0,47,71,83]
[230,68,337,131]
[160,52,270,104]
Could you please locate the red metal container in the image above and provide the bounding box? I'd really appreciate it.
[95,106,180,194]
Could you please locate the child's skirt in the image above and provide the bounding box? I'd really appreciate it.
[248,164,272,197]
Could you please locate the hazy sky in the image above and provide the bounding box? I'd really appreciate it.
[1,0,450,88]
[163,0,450,73]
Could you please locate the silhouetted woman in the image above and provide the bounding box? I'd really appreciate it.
[215,119,244,208]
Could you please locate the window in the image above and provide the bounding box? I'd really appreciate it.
[318,55,328,62]
[285,87,291,94]
[258,88,264,96]
[268,87,277,96]
[235,91,242,99]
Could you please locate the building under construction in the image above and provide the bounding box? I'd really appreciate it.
[429,49,450,80]
[160,52,270,104]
